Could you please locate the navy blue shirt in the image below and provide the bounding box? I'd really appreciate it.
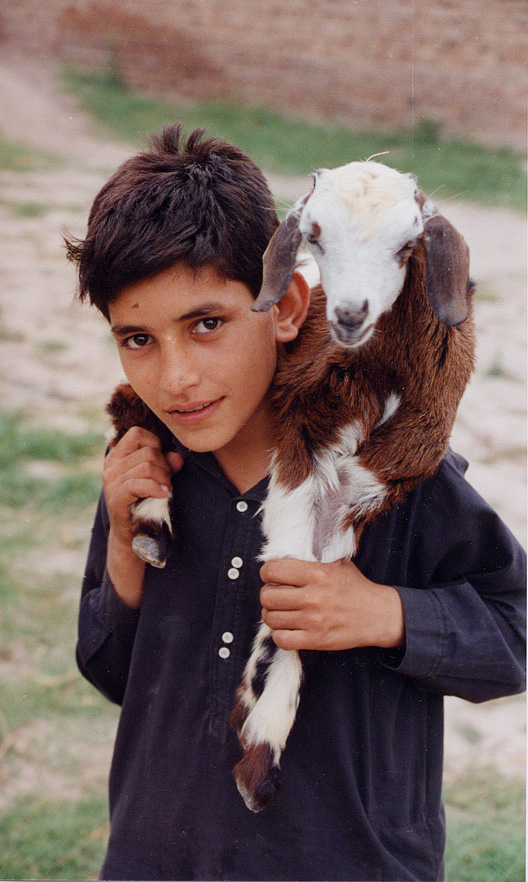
[77,449,526,881]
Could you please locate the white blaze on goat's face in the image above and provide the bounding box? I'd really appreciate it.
[299,161,424,347]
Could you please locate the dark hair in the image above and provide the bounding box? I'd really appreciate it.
[65,125,279,318]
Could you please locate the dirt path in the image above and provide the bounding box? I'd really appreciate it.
[0,56,525,779]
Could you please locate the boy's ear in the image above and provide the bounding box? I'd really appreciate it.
[274,270,311,343]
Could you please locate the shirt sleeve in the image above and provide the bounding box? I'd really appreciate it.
[76,492,141,705]
[383,452,526,702]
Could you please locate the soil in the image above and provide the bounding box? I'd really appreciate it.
[0,55,525,782]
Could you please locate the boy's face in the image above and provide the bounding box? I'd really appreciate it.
[109,263,297,466]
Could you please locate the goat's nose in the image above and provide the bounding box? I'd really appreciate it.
[334,300,369,331]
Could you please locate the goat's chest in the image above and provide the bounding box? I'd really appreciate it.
[310,423,388,560]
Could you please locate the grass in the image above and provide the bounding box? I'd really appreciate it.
[0,407,118,879]
[61,65,527,212]
[0,410,103,510]
[0,138,61,172]
[444,771,526,882]
[0,795,109,880]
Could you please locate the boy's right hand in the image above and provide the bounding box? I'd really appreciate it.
[102,426,184,607]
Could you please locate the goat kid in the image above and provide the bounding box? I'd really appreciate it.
[230,160,475,812]
[105,160,475,814]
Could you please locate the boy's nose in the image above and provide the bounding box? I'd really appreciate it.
[158,348,200,396]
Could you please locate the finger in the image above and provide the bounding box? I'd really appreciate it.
[113,426,163,455]
[260,585,305,611]
[262,608,306,630]
[260,558,315,587]
[124,477,172,501]
[129,455,173,484]
[105,455,172,492]
[271,629,311,651]
[108,443,172,476]
[166,451,185,473]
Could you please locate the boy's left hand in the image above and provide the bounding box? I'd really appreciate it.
[260,558,405,653]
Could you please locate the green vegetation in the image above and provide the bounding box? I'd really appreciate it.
[0,138,61,172]
[0,407,116,879]
[0,411,103,510]
[0,796,109,880]
[444,771,526,882]
[6,201,50,219]
[61,65,526,211]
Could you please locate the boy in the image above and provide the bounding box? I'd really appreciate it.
[67,125,526,881]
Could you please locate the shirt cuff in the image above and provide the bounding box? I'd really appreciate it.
[380,585,447,679]
[100,569,141,638]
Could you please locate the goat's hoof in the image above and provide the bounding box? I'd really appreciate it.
[132,534,169,568]
[233,743,281,813]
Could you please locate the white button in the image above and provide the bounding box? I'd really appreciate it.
[236,501,248,513]
[227,567,240,580]
[218,646,230,659]
[231,556,243,569]
[222,631,234,644]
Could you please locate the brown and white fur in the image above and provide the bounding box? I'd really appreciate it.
[105,160,475,814]
[106,383,177,568]
[230,161,475,812]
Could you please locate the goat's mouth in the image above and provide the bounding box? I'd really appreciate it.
[330,321,374,348]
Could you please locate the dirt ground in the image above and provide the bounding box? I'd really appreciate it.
[0,55,525,782]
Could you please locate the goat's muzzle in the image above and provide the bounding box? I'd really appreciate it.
[331,301,372,347]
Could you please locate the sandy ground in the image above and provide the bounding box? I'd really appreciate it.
[0,56,525,781]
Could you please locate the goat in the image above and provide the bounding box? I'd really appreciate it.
[107,383,177,568]
[230,160,475,812]
[105,160,475,815]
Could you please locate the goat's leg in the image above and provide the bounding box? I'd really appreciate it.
[233,625,303,812]
[107,384,176,568]
[130,494,173,568]
[232,448,386,810]
[232,472,318,811]
[258,469,319,562]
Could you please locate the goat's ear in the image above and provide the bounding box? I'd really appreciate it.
[252,195,309,312]
[423,214,471,326]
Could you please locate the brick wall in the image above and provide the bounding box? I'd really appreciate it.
[1,0,526,150]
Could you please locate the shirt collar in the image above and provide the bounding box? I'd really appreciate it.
[170,436,269,501]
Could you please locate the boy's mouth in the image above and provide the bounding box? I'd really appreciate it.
[176,404,208,413]
[165,398,223,425]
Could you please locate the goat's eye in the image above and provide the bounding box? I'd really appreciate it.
[396,240,416,264]
[306,221,323,251]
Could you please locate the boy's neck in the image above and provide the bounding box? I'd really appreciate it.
[213,403,276,495]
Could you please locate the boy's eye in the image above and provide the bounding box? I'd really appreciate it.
[194,317,223,334]
[125,333,152,349]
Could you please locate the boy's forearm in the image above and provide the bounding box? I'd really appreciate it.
[106,529,146,608]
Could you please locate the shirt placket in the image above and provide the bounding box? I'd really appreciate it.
[207,496,262,742]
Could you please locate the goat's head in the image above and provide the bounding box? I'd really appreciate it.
[253,161,470,347]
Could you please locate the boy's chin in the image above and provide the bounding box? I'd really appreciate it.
[168,427,230,456]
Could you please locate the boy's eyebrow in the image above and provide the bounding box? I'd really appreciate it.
[178,301,227,322]
[111,324,145,338]
[111,301,228,337]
